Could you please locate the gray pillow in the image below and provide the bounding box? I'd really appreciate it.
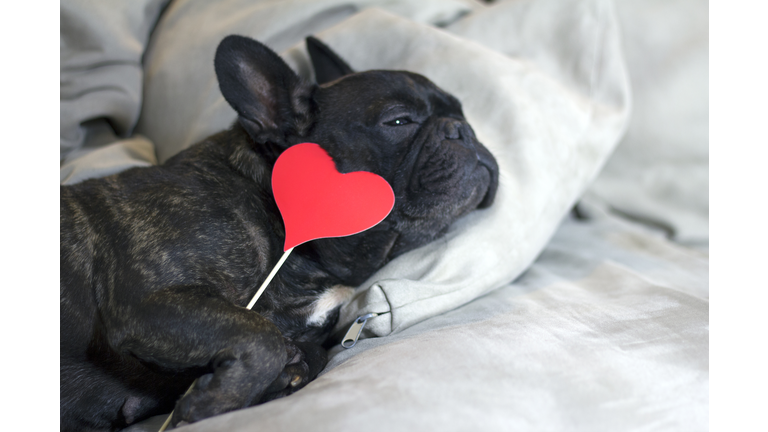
[299,2,631,337]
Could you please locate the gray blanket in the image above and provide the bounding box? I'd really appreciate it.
[61,0,708,430]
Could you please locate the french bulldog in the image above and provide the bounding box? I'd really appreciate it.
[60,35,499,431]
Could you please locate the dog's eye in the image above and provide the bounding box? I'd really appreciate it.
[384,117,412,126]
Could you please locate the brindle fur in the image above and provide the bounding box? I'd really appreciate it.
[60,35,498,431]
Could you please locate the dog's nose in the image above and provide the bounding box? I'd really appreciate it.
[444,120,463,140]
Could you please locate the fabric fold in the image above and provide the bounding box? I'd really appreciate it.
[283,3,631,338]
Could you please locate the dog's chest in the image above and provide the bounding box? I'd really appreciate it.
[306,285,356,327]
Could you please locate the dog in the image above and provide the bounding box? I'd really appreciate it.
[60,35,499,431]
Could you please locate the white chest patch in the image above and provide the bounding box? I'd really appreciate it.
[307,285,356,327]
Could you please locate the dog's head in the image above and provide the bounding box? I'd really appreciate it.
[215,35,499,284]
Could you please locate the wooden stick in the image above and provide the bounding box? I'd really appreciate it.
[158,247,294,431]
[247,248,293,309]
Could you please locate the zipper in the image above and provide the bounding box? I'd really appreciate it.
[341,311,389,349]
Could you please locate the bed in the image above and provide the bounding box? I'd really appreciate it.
[60,0,709,430]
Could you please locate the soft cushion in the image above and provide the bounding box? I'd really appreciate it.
[300,2,631,337]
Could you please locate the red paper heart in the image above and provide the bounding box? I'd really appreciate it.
[272,143,395,251]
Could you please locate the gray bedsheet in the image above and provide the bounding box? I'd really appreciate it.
[61,0,708,430]
[131,204,708,432]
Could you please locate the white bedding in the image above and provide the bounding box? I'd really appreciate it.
[60,0,709,430]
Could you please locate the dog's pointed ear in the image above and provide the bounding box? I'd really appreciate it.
[215,35,314,146]
[306,36,355,85]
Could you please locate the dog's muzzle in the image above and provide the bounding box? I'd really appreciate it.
[442,119,499,209]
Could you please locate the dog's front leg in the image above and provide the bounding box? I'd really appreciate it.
[110,284,287,425]
[258,339,327,403]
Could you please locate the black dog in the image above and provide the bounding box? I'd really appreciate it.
[60,35,498,431]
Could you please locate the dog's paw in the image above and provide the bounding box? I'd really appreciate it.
[171,343,286,425]
[171,370,246,425]
[171,373,235,426]
[259,340,327,403]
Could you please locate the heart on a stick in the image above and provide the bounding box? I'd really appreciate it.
[160,143,395,430]
[272,143,395,251]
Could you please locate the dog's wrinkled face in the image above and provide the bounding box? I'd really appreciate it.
[306,71,498,257]
[216,35,498,282]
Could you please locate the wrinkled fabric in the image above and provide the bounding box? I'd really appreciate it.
[60,0,477,180]
[135,0,480,163]
[60,134,158,184]
[585,0,709,246]
[60,0,708,430]
[308,1,630,337]
[128,210,708,432]
[60,0,170,162]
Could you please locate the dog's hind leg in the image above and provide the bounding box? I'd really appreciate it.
[105,284,287,425]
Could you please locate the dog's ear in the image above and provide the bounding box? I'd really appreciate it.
[215,35,313,146]
[306,36,355,85]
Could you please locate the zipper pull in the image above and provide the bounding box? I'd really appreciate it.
[341,312,387,349]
